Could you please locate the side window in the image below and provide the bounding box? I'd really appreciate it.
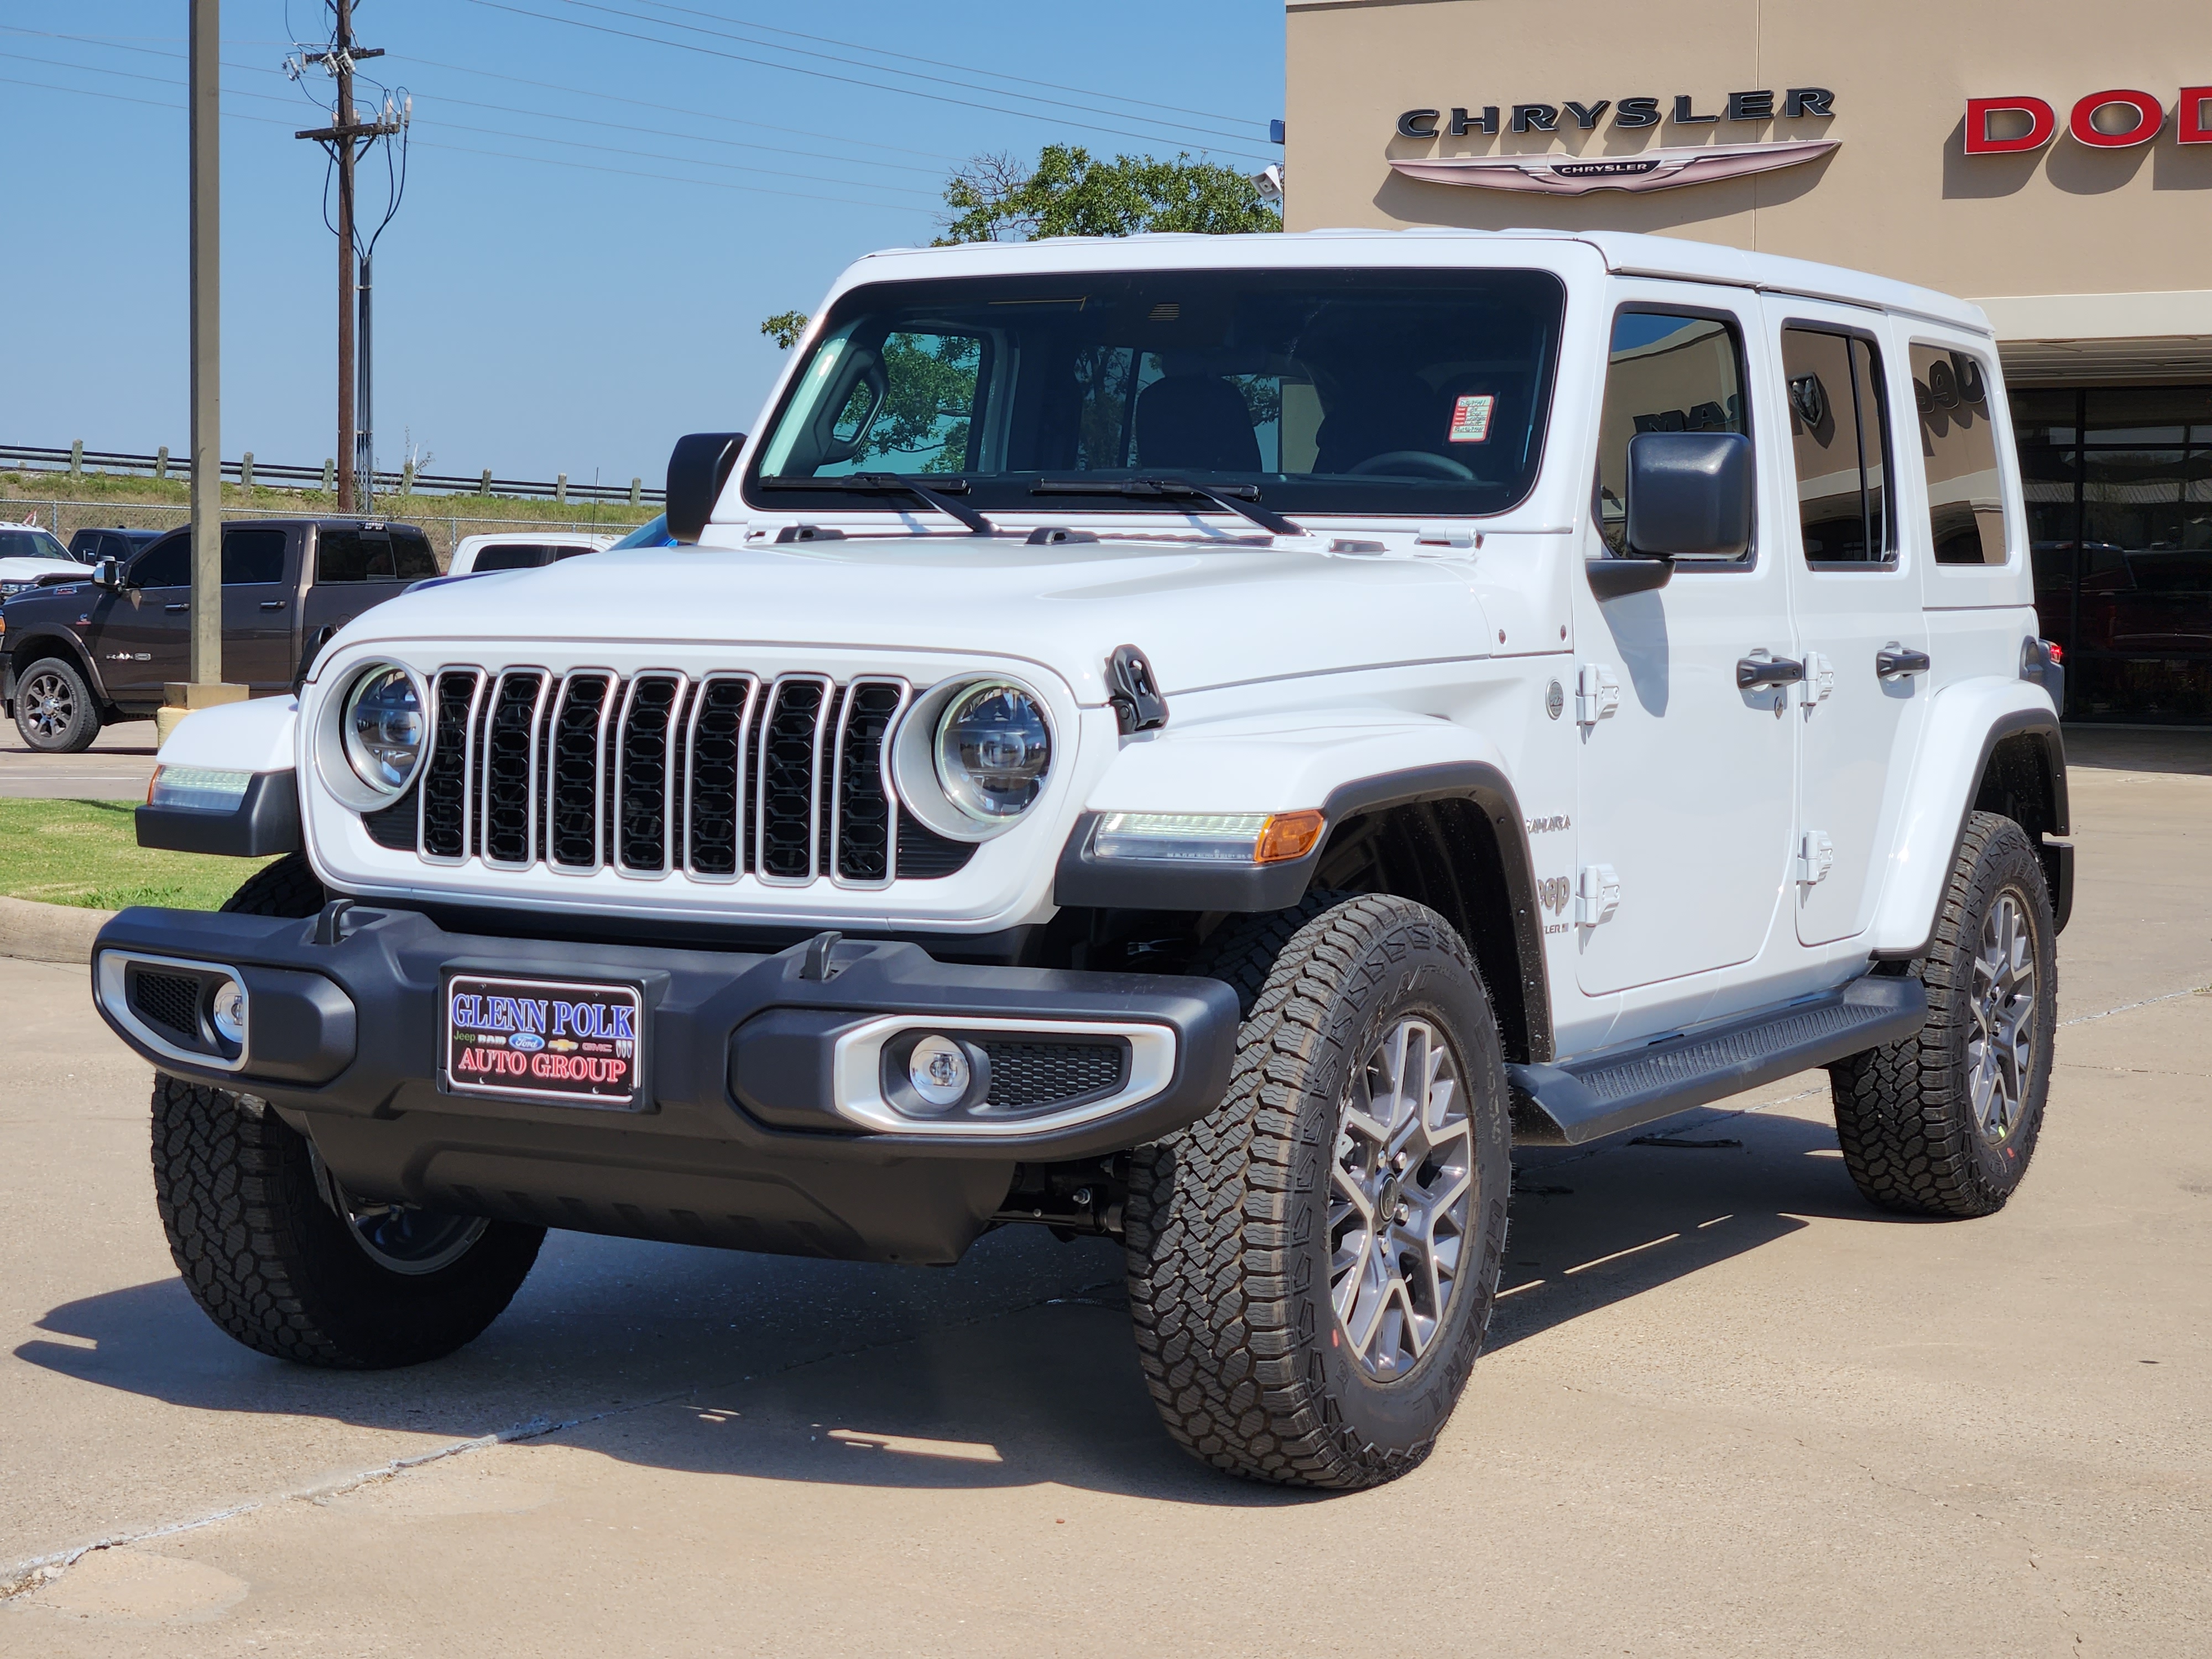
[130,533,190,588]
[1595,311,1749,555]
[1781,327,1892,565]
[1911,345,2010,565]
[221,528,286,585]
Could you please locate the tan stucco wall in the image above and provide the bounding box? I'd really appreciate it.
[1284,0,2212,315]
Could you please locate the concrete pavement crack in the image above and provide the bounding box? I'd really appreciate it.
[0,1273,1123,1602]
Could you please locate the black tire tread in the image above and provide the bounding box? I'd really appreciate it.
[1126,892,1503,1489]
[14,655,101,754]
[1829,811,2053,1218]
[150,849,540,1368]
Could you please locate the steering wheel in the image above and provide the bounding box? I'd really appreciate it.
[1346,450,1476,481]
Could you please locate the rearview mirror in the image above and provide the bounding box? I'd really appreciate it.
[93,557,125,590]
[665,431,747,545]
[1626,431,1752,559]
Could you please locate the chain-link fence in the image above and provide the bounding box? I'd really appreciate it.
[2,498,656,570]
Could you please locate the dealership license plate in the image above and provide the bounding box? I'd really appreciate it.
[444,973,643,1107]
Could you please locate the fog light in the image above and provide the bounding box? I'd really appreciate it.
[210,978,247,1047]
[907,1035,972,1109]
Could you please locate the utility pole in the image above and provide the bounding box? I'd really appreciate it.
[163,0,245,740]
[295,1,401,514]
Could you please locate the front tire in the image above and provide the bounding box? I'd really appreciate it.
[1829,811,2057,1218]
[1126,894,1511,1489]
[148,852,545,1368]
[14,656,101,753]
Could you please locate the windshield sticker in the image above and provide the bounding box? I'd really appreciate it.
[1448,394,1496,444]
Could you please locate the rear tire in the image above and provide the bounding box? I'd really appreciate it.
[1125,893,1511,1489]
[1828,811,2057,1218]
[148,851,544,1369]
[14,657,100,753]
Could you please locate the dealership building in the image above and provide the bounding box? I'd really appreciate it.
[1284,0,2212,723]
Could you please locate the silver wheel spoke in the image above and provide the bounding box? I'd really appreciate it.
[1329,1014,1477,1382]
[1968,890,2036,1144]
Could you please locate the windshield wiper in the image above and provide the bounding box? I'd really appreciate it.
[1030,476,1303,538]
[757,472,994,536]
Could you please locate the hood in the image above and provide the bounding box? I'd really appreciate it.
[0,557,84,585]
[331,536,1493,703]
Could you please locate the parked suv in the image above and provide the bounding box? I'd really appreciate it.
[4,518,435,751]
[91,231,2070,1490]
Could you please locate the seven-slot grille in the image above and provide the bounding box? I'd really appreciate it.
[384,666,974,885]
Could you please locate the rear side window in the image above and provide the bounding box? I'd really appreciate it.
[318,527,438,582]
[1781,327,1892,565]
[131,534,190,588]
[1594,310,1750,556]
[222,528,287,585]
[472,543,555,572]
[1912,345,2010,565]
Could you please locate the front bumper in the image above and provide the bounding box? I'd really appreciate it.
[90,905,1238,1265]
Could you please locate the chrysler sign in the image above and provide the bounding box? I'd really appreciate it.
[1392,88,1838,195]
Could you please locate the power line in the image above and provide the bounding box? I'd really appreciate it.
[620,0,1263,127]
[460,0,1276,161]
[561,0,1265,142]
[2,29,963,181]
[2,46,942,200]
[0,73,941,216]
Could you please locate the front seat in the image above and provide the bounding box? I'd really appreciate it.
[1134,375,1261,473]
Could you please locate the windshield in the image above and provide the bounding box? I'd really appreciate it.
[0,529,71,562]
[745,268,1565,521]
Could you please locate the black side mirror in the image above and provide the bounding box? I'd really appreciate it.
[1627,430,1752,558]
[1588,431,1754,601]
[665,431,747,545]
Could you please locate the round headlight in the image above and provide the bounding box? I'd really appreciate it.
[933,682,1051,823]
[341,665,424,795]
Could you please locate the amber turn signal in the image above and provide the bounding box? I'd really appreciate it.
[1255,810,1326,864]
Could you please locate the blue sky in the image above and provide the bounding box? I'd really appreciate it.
[3,0,1284,484]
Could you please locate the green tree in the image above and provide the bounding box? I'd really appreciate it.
[937,145,1281,244]
[760,310,810,349]
[759,147,1279,346]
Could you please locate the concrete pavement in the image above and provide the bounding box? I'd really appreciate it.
[0,719,158,801]
[2,735,2206,1656]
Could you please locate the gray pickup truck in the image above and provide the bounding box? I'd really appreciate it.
[2,518,436,752]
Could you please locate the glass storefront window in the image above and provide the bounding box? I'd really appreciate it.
[2017,384,2212,723]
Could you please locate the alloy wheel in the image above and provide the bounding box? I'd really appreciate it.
[1328,1016,1475,1380]
[22,670,75,740]
[1968,888,2037,1145]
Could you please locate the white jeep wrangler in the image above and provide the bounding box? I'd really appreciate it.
[96,228,2070,1490]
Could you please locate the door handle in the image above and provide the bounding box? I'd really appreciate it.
[1877,646,1931,679]
[258,600,285,611]
[1736,653,1806,690]
[164,603,190,613]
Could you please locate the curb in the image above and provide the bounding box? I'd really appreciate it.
[0,895,113,966]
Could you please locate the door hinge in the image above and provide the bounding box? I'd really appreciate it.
[1577,862,1620,926]
[1797,831,1834,886]
[1801,650,1835,707]
[1575,663,1620,727]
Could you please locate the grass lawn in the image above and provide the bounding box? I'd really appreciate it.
[0,799,272,911]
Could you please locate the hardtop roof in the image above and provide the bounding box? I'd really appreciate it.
[843,226,1990,337]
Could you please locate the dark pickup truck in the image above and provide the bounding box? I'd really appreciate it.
[2,518,437,752]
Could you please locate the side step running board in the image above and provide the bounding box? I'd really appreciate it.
[1507,975,1928,1146]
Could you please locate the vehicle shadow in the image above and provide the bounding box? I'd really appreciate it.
[15,1102,1885,1501]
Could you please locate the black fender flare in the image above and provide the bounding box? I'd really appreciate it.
[1055,761,1553,1061]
